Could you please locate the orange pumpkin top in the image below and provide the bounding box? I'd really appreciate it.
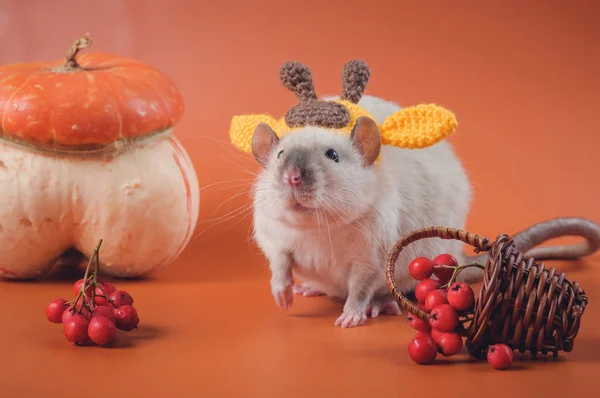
[0,33,184,150]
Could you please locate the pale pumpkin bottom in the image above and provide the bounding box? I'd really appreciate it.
[0,131,200,279]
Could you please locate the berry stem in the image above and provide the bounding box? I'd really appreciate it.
[71,239,104,312]
[71,291,83,312]
[93,240,102,283]
[88,239,103,307]
[441,263,485,288]
[75,250,95,310]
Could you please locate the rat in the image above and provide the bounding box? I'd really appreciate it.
[249,62,600,328]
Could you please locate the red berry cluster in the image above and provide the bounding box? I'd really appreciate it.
[45,240,139,346]
[407,253,513,370]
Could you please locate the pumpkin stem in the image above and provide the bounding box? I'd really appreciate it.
[62,33,93,70]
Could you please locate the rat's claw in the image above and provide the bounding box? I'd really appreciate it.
[272,284,293,309]
[334,309,367,328]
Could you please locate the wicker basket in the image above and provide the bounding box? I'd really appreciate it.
[385,226,588,359]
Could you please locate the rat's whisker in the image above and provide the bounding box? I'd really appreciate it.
[335,187,361,199]
[321,195,387,255]
[314,198,322,237]
[220,157,259,177]
[175,134,233,147]
[213,189,255,215]
[176,135,259,174]
[198,202,255,225]
[250,186,280,202]
[337,189,390,223]
[198,178,254,193]
[245,221,266,258]
[323,187,387,221]
[222,205,256,233]
[322,174,372,183]
[207,183,254,194]
[316,197,335,254]
[316,158,336,172]
[190,196,269,243]
[177,134,255,161]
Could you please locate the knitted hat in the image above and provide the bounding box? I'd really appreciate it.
[229,60,458,155]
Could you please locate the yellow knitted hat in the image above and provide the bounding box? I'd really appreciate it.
[229,60,457,157]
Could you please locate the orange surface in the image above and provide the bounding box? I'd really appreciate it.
[1,1,600,397]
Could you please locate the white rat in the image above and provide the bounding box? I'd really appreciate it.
[248,63,600,329]
[251,94,475,328]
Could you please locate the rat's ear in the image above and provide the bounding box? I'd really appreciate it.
[252,123,280,168]
[350,116,381,167]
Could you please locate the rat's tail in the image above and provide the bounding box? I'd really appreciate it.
[461,217,600,282]
[511,217,600,260]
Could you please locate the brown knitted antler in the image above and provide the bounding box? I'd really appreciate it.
[279,62,318,103]
[280,61,350,129]
[341,60,370,103]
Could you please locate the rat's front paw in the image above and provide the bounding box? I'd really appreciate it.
[271,280,293,310]
[334,307,368,328]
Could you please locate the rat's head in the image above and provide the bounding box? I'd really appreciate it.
[251,116,381,219]
[231,59,459,220]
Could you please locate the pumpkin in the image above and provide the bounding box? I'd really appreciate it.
[0,34,199,279]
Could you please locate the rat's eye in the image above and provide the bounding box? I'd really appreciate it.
[325,149,339,163]
[277,150,284,159]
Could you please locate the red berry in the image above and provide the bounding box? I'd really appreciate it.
[88,316,117,346]
[430,329,444,344]
[414,330,431,339]
[63,314,90,344]
[94,297,108,307]
[409,257,434,281]
[424,289,449,311]
[407,312,431,332]
[433,253,458,267]
[109,291,134,307]
[92,306,116,323]
[62,306,91,324]
[447,282,475,311]
[113,305,139,331]
[408,332,438,364]
[487,344,514,370]
[101,283,117,295]
[415,279,441,304]
[93,287,109,306]
[436,332,463,356]
[62,308,75,323]
[432,254,458,284]
[429,304,459,332]
[73,279,93,297]
[46,299,68,323]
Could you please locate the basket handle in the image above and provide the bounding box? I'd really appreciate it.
[385,226,492,321]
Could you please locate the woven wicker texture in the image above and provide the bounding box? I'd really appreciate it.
[385,226,588,359]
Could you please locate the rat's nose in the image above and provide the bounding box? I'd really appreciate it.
[283,167,302,186]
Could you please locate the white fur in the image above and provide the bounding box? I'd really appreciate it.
[252,95,472,327]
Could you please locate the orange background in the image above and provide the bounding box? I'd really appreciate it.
[1,1,599,397]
